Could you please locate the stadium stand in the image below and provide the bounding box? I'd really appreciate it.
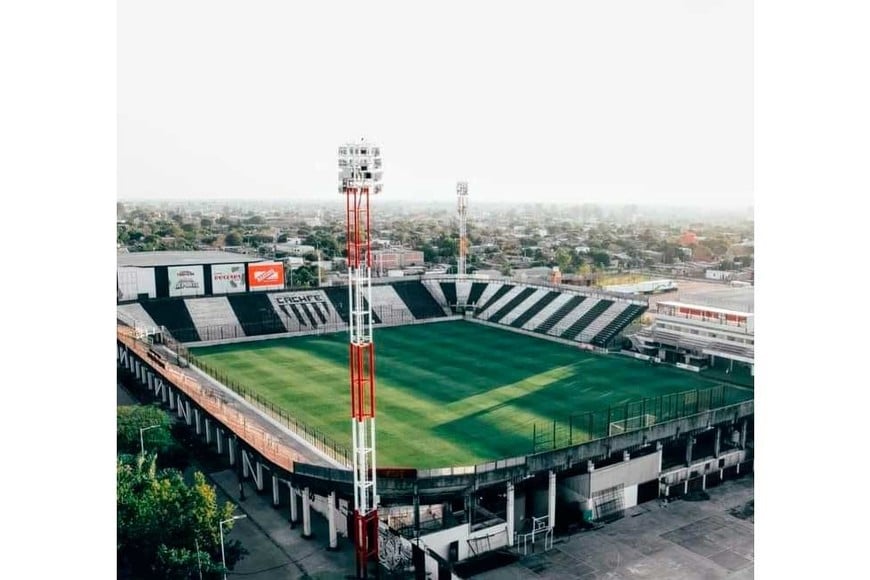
[483,287,538,324]
[420,279,451,315]
[391,280,448,320]
[535,295,586,334]
[185,297,246,341]
[117,302,161,333]
[370,284,416,324]
[578,301,629,343]
[267,290,343,333]
[440,281,458,309]
[455,280,472,305]
[591,304,648,347]
[498,288,551,326]
[140,298,201,342]
[474,284,513,314]
[559,299,613,341]
[510,291,561,329]
[226,293,286,337]
[466,282,489,307]
[321,287,350,322]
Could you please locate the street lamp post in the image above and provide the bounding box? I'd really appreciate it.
[220,515,247,580]
[139,424,161,455]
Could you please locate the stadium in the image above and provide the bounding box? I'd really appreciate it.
[116,136,752,579]
[117,253,754,577]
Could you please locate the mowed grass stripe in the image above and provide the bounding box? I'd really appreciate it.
[191,321,744,467]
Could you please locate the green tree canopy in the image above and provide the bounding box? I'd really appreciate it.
[117,454,245,579]
[117,405,174,457]
[304,229,340,259]
[224,231,243,246]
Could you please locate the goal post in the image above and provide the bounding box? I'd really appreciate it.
[609,413,657,436]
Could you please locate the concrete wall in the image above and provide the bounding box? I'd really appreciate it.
[559,473,591,506]
[590,451,661,494]
[421,521,509,562]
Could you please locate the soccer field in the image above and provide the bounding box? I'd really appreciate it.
[190,321,749,468]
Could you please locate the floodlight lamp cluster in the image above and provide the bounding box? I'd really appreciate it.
[338,142,383,194]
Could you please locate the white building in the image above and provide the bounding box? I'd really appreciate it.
[629,301,754,375]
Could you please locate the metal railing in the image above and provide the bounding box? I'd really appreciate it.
[529,383,749,453]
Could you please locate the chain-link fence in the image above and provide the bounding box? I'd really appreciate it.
[530,384,749,453]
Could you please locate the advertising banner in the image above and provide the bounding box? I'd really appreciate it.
[168,265,205,297]
[137,267,156,299]
[117,267,157,301]
[211,263,247,294]
[117,268,139,302]
[248,262,285,291]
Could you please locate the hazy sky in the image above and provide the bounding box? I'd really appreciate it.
[118,0,752,206]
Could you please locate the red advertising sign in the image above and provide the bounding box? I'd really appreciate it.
[247,262,285,289]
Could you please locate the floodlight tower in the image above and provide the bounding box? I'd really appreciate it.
[457,181,469,277]
[338,141,382,578]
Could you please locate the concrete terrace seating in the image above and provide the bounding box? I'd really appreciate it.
[392,280,448,320]
[420,279,455,318]
[560,299,614,341]
[226,293,287,337]
[185,297,246,342]
[578,301,628,343]
[540,296,591,337]
[455,280,472,305]
[320,286,382,325]
[511,292,574,333]
[475,285,527,320]
[140,298,201,342]
[473,284,513,315]
[704,340,754,360]
[533,295,585,335]
[498,288,552,326]
[439,281,458,309]
[321,287,350,323]
[370,284,416,324]
[482,287,539,324]
[117,302,161,334]
[591,304,648,348]
[466,282,489,308]
[267,290,344,333]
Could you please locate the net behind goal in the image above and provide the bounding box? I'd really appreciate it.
[609,413,657,436]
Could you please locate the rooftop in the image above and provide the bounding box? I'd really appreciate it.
[117,251,266,268]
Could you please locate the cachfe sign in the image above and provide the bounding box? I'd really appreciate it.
[248,262,285,290]
[211,263,246,294]
[168,265,205,297]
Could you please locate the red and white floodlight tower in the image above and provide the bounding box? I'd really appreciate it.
[338,141,382,577]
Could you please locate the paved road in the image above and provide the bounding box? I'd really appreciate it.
[474,475,754,579]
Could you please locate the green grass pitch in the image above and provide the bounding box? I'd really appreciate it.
[190,321,749,468]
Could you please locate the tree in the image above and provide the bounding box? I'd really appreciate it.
[304,230,340,259]
[117,454,246,579]
[554,247,573,273]
[117,405,174,457]
[291,265,319,287]
[224,231,243,246]
[590,250,611,268]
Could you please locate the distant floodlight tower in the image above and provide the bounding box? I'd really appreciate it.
[338,141,382,578]
[457,181,469,277]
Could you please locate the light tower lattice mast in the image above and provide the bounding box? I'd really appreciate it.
[338,142,382,578]
[457,181,469,277]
